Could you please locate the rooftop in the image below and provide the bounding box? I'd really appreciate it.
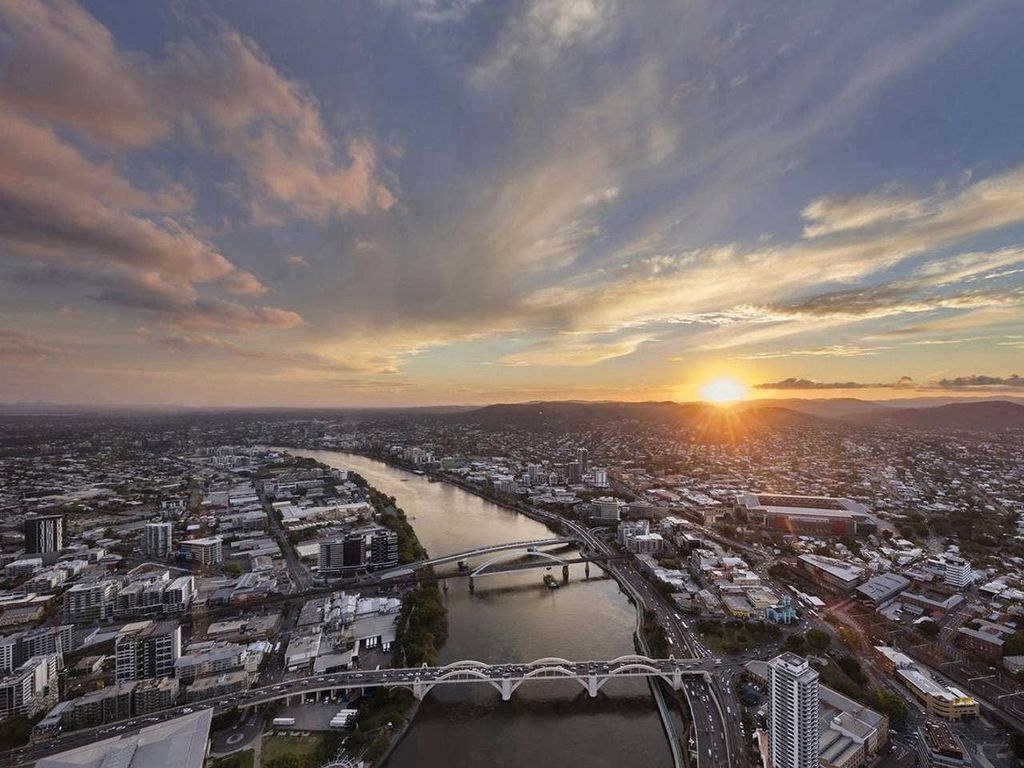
[35,709,212,768]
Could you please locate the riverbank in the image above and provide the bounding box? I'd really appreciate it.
[281,457,447,766]
[304,447,686,768]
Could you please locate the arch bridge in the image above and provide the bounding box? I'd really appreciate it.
[223,655,733,709]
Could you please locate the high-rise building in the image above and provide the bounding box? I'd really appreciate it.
[567,461,582,484]
[63,579,120,624]
[768,653,820,768]
[944,557,973,589]
[576,447,589,473]
[0,654,59,721]
[24,515,64,555]
[319,527,399,575]
[144,522,173,558]
[180,536,223,566]
[114,621,181,682]
[369,527,399,568]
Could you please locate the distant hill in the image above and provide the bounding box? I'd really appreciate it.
[846,400,1024,431]
[453,400,824,439]
[748,397,896,420]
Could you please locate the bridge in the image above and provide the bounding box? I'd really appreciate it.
[224,655,737,706]
[2,656,741,768]
[387,537,575,571]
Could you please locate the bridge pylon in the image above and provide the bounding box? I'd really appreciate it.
[586,674,599,697]
[500,678,513,701]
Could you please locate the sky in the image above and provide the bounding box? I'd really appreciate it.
[1,0,1023,407]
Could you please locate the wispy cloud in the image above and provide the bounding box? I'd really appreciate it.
[754,376,916,391]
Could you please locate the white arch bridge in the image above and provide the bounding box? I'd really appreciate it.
[369,537,623,588]
[227,656,733,709]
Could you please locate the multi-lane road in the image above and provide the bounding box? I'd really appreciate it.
[525,504,748,767]
[3,656,745,767]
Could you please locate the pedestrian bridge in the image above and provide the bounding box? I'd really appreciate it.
[227,655,731,707]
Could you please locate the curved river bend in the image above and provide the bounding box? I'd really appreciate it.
[294,450,672,768]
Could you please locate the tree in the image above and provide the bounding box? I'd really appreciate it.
[917,619,940,638]
[806,629,831,651]
[837,655,867,686]
[783,633,805,652]
[1003,632,1024,657]
[873,689,908,727]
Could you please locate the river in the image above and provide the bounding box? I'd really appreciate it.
[293,450,673,768]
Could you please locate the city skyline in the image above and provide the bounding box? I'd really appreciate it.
[2,1,1024,407]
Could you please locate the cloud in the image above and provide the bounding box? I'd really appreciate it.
[755,378,876,390]
[754,376,914,391]
[0,0,395,225]
[801,192,927,238]
[0,330,65,362]
[155,332,392,375]
[286,255,310,267]
[495,331,652,367]
[473,0,615,85]
[379,0,483,24]
[935,374,1024,389]
[735,344,888,360]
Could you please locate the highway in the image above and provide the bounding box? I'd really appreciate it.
[525,504,747,767]
[2,656,744,767]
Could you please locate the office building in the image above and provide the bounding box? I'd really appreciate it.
[576,447,589,473]
[919,721,972,767]
[567,461,582,484]
[944,558,973,589]
[63,579,120,623]
[768,653,820,768]
[24,515,64,555]
[0,654,59,720]
[319,526,398,575]
[589,496,625,523]
[180,536,223,566]
[144,522,173,557]
[115,621,181,682]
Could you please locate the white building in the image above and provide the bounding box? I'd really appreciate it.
[629,533,665,555]
[180,536,223,566]
[944,557,973,589]
[144,523,173,558]
[617,519,650,546]
[768,653,820,768]
[590,496,625,522]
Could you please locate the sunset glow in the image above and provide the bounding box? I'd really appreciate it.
[698,378,749,405]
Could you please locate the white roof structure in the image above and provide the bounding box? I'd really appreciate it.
[35,709,212,768]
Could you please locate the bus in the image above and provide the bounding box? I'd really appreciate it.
[272,717,296,727]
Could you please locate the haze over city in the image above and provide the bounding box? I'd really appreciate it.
[1,1,1023,407]
[5,5,1024,768]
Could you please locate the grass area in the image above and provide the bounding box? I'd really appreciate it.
[261,734,325,768]
[345,689,415,762]
[695,619,782,653]
[210,751,254,768]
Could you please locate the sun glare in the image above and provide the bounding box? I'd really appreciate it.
[698,377,749,405]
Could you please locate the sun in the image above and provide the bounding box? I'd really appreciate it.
[698,377,749,405]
